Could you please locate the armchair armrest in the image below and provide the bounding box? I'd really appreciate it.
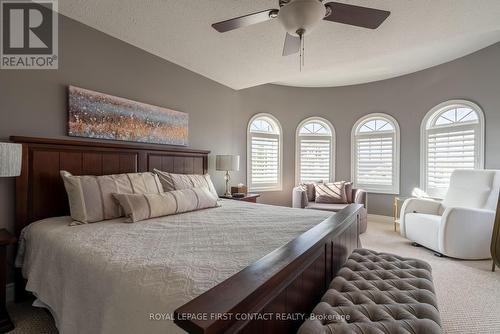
[439,207,495,259]
[292,186,308,209]
[352,189,367,208]
[352,188,368,234]
[400,198,442,237]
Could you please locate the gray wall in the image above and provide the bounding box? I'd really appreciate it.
[1,13,500,240]
[235,42,500,215]
[0,15,240,235]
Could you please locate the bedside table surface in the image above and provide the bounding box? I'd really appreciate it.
[0,230,15,246]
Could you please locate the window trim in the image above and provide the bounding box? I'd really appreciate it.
[247,113,283,192]
[295,117,336,185]
[420,99,485,198]
[351,113,400,194]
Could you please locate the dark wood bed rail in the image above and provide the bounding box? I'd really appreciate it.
[175,204,362,334]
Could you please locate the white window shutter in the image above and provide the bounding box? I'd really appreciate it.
[250,135,279,186]
[421,101,485,199]
[356,134,393,187]
[247,114,282,192]
[299,137,331,183]
[426,126,477,197]
[352,114,400,194]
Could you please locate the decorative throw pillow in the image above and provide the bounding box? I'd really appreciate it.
[60,171,164,224]
[299,182,318,202]
[153,169,218,199]
[314,182,348,204]
[113,187,219,223]
[345,182,353,203]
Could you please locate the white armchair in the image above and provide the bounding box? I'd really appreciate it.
[400,169,500,259]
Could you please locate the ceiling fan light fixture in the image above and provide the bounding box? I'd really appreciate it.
[278,0,326,36]
[211,0,391,66]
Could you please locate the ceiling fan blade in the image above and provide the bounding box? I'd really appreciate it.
[282,33,300,56]
[324,2,390,29]
[212,9,278,33]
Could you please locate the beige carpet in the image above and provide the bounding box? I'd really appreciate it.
[5,220,500,333]
[361,220,500,334]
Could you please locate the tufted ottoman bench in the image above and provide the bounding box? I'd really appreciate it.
[298,249,442,334]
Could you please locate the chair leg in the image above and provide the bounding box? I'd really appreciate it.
[493,262,496,272]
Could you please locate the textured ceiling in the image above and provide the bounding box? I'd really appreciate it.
[59,0,500,90]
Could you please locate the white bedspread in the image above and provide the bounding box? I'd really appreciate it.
[17,200,332,334]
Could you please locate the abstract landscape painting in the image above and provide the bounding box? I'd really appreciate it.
[68,86,188,146]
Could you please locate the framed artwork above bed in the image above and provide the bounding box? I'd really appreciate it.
[68,86,189,146]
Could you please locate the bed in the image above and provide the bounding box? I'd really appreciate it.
[12,136,362,334]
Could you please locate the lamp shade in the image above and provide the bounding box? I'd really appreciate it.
[0,142,22,177]
[216,155,240,172]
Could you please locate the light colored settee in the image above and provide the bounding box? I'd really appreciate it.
[400,169,500,259]
[292,183,368,233]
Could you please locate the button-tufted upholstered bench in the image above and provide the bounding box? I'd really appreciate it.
[298,249,442,334]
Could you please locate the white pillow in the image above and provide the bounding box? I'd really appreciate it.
[60,171,164,224]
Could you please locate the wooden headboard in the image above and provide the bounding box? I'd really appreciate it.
[11,136,209,236]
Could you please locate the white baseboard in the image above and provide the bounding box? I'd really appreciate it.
[6,283,14,303]
[368,214,393,224]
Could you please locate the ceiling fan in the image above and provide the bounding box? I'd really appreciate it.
[212,0,390,58]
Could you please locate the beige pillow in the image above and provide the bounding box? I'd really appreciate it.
[154,169,218,199]
[113,187,219,223]
[60,171,164,224]
[345,182,353,203]
[314,182,347,204]
[299,182,318,202]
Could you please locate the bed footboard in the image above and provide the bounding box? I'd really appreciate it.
[174,204,362,334]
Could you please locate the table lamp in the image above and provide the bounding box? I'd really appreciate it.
[0,143,22,177]
[216,155,240,197]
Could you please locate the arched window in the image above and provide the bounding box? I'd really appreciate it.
[247,113,283,191]
[296,117,335,184]
[352,113,400,194]
[421,100,485,198]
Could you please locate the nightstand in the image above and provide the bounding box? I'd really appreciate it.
[0,229,16,333]
[219,193,260,203]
